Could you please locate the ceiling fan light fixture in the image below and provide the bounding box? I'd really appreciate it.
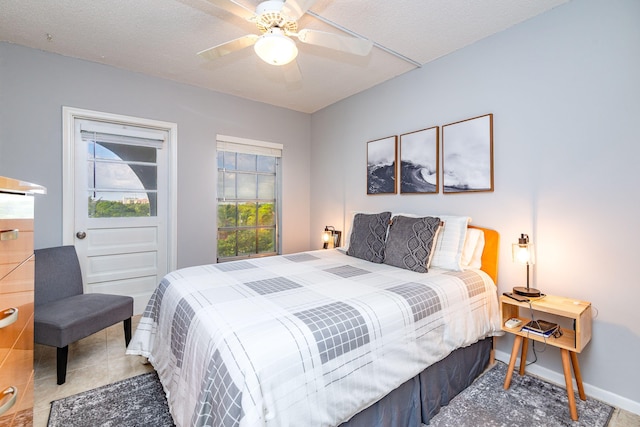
[254,28,298,66]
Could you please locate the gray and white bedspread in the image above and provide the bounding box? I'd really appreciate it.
[126,249,501,427]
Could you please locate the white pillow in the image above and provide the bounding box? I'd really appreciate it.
[428,215,470,271]
[469,231,485,269]
[461,228,485,269]
[427,222,442,268]
[392,213,471,271]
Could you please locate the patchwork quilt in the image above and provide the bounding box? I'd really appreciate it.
[126,249,501,427]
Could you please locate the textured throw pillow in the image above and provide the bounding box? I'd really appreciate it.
[342,211,373,251]
[346,212,392,263]
[384,215,441,273]
[391,213,471,271]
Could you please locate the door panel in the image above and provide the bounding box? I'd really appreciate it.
[85,226,158,255]
[85,251,157,280]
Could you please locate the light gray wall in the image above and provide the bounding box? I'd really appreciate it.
[0,42,311,267]
[311,0,639,410]
[1,0,638,412]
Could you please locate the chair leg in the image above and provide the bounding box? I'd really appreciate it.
[57,346,69,385]
[124,317,132,346]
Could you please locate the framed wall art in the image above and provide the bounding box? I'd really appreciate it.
[442,113,494,193]
[400,126,439,194]
[367,135,397,195]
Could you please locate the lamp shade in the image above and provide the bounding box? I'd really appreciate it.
[322,229,331,244]
[512,242,535,265]
[254,28,298,65]
[322,226,333,249]
[512,233,535,264]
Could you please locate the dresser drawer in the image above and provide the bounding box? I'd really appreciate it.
[0,257,33,296]
[0,314,33,426]
[0,311,33,378]
[0,219,33,282]
[0,373,33,427]
[0,292,33,367]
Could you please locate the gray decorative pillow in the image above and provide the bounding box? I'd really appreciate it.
[346,212,392,263]
[384,215,441,272]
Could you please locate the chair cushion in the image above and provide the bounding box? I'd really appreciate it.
[35,246,84,307]
[34,293,133,348]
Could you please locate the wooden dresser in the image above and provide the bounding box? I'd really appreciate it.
[0,177,45,427]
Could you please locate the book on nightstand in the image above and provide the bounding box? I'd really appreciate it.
[521,319,559,337]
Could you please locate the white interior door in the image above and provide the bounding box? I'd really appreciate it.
[63,108,177,314]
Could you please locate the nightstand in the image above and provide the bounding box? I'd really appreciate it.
[500,294,592,421]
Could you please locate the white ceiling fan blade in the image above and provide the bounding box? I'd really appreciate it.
[198,34,259,60]
[205,0,256,21]
[296,29,373,56]
[281,0,319,21]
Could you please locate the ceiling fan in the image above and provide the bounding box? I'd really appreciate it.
[198,0,373,71]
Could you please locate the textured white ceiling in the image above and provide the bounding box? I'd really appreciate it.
[0,0,569,113]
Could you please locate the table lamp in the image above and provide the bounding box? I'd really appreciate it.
[322,226,341,249]
[512,233,541,297]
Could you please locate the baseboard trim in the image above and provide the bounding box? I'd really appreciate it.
[495,349,640,416]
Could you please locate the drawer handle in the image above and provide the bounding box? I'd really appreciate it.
[0,308,18,329]
[0,386,17,417]
[0,229,19,241]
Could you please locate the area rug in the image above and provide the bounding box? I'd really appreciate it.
[49,363,614,426]
[48,372,174,427]
[427,361,614,427]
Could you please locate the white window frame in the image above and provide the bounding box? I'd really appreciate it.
[216,134,283,261]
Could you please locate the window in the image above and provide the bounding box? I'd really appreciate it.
[81,127,164,218]
[216,135,282,261]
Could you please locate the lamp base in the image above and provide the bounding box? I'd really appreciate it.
[513,286,541,297]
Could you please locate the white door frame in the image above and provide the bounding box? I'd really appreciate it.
[62,106,177,275]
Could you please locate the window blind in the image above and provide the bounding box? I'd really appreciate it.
[217,134,282,158]
[80,121,165,149]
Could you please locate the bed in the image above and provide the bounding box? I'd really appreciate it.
[127,214,501,427]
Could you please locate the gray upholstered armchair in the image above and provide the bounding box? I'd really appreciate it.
[34,246,134,384]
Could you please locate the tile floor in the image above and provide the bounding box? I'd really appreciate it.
[33,315,153,427]
[33,316,640,426]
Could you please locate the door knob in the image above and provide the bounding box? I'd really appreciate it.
[76,231,87,239]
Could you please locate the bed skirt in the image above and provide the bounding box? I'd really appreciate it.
[339,337,493,427]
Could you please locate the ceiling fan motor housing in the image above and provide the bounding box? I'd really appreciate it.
[255,1,298,34]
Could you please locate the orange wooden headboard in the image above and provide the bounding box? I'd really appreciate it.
[468,225,499,285]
